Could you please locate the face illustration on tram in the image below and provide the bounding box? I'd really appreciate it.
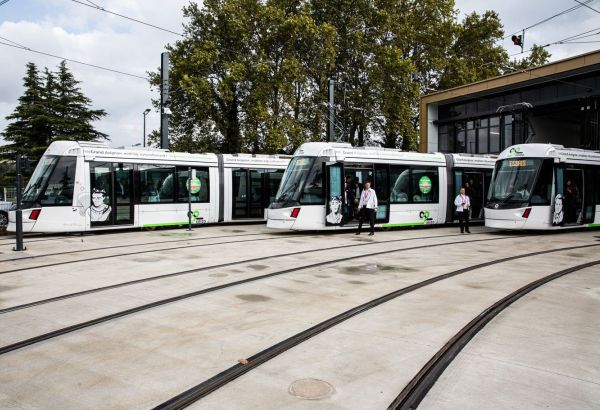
[90,188,112,222]
[553,194,564,225]
[326,196,343,224]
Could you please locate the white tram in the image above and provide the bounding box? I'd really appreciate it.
[7,140,290,233]
[267,142,495,230]
[485,144,600,230]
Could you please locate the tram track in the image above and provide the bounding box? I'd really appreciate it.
[0,234,522,356]
[0,232,477,314]
[0,232,271,264]
[150,242,600,409]
[0,233,318,275]
[0,235,73,246]
[388,259,600,410]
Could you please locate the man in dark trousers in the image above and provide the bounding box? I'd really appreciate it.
[356,181,378,236]
[454,187,471,233]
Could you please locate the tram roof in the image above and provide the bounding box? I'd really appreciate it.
[44,141,218,164]
[221,153,291,168]
[294,142,446,164]
[498,144,600,164]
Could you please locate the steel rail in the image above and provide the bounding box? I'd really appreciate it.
[0,232,472,314]
[151,243,600,409]
[0,234,313,275]
[0,235,515,356]
[389,258,600,410]
[0,232,271,264]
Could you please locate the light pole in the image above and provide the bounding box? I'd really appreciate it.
[142,108,150,147]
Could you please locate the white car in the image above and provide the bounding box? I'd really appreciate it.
[0,201,11,226]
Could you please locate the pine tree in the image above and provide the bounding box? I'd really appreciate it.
[0,63,50,159]
[54,61,108,142]
[1,61,108,163]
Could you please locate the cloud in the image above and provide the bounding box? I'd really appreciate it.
[1,0,598,150]
[0,0,188,148]
[454,0,600,61]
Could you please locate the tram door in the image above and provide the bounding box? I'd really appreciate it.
[232,169,264,219]
[232,169,284,219]
[89,162,134,227]
[454,169,489,220]
[374,164,390,223]
[558,168,584,225]
[340,166,373,225]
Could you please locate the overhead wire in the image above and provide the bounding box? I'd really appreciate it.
[503,0,594,40]
[574,0,600,14]
[508,26,600,57]
[0,38,148,80]
[70,0,184,37]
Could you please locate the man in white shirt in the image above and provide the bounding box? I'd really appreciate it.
[356,181,378,236]
[454,187,471,233]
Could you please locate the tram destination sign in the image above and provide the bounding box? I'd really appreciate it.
[508,159,530,167]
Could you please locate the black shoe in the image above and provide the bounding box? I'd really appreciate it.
[368,232,374,236]
[355,232,360,235]
[460,231,464,234]
[466,230,471,233]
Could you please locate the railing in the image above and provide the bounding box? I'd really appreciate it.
[1,187,17,203]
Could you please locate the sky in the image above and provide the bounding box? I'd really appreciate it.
[0,0,598,149]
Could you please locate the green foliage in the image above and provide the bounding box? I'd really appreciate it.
[1,61,108,163]
[153,0,550,153]
[506,44,552,71]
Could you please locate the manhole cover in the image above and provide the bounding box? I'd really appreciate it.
[289,378,335,400]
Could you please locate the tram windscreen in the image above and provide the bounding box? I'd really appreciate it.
[22,156,58,203]
[487,158,542,202]
[22,155,77,206]
[275,157,314,202]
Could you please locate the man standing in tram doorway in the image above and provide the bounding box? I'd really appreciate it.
[356,181,378,236]
[455,187,471,233]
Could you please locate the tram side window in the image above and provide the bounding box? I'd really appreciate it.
[390,167,410,203]
[40,157,77,205]
[411,168,438,203]
[176,167,209,203]
[530,159,553,205]
[139,165,174,203]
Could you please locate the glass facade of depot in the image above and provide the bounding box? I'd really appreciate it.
[434,69,600,154]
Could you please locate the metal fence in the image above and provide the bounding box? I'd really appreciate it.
[1,187,16,202]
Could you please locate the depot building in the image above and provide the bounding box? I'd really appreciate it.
[419,50,600,154]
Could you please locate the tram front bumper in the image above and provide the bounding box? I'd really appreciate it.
[7,210,37,233]
[484,207,528,230]
[266,208,297,230]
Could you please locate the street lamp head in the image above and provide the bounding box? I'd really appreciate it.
[143,108,151,115]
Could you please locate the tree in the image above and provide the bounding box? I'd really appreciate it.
[53,61,108,141]
[0,63,50,159]
[150,0,336,154]
[153,0,550,154]
[507,44,551,71]
[1,61,108,162]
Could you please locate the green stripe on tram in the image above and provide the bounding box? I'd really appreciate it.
[381,221,425,228]
[143,222,190,228]
[587,223,600,228]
